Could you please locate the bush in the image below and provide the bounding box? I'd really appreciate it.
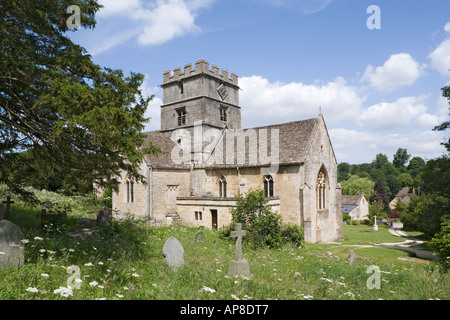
[230,188,283,249]
[281,223,303,247]
[428,219,450,272]
[343,214,351,224]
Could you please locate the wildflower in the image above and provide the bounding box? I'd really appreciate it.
[200,286,216,293]
[26,287,39,293]
[116,294,124,298]
[343,292,355,299]
[54,286,73,297]
[68,248,75,252]
[123,286,129,290]
[34,236,43,241]
[89,281,99,287]
[231,294,240,300]
[131,273,140,277]
[21,239,30,244]
[152,283,157,288]
[41,273,49,278]
[97,297,107,300]
[320,277,333,283]
[84,262,93,266]
[98,261,104,265]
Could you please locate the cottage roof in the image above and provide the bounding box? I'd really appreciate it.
[341,194,361,205]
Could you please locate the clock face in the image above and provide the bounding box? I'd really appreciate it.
[217,83,228,100]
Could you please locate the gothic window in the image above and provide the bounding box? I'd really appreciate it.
[219,175,227,198]
[176,107,186,126]
[317,170,327,210]
[126,177,134,203]
[263,175,274,197]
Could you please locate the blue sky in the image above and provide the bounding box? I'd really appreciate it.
[68,0,450,164]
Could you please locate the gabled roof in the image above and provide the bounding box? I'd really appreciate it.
[341,195,361,205]
[141,116,320,169]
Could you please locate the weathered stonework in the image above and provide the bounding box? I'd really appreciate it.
[112,60,343,243]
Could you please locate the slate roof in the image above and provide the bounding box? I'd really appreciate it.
[141,117,320,169]
[341,195,361,205]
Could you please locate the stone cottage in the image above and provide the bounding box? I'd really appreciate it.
[112,60,343,243]
[341,192,369,222]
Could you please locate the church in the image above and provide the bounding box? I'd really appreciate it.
[112,60,343,243]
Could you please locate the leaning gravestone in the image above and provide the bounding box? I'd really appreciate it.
[97,206,112,228]
[193,230,204,244]
[0,220,25,270]
[347,250,356,265]
[163,236,184,270]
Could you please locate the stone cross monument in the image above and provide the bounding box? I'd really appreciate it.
[373,215,378,231]
[228,223,252,277]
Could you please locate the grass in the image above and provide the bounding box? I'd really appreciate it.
[0,191,449,300]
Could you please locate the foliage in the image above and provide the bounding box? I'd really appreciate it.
[393,148,411,169]
[0,0,160,201]
[342,214,351,224]
[428,219,450,272]
[340,175,374,201]
[370,180,389,209]
[230,188,283,249]
[281,223,304,247]
[434,85,450,152]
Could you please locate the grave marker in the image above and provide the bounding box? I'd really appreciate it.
[193,229,204,244]
[0,220,25,270]
[2,196,14,219]
[228,223,252,277]
[163,236,184,270]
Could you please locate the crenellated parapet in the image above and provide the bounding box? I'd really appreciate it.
[163,60,238,86]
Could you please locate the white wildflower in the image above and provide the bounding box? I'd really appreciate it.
[21,239,30,244]
[34,236,43,241]
[84,262,93,266]
[200,286,216,293]
[26,287,39,293]
[89,281,99,287]
[54,286,73,297]
[41,273,49,278]
[231,294,240,300]
[131,273,140,277]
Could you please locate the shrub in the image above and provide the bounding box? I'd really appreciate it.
[281,223,303,247]
[428,219,450,272]
[343,214,351,224]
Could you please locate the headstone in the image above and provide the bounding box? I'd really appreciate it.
[392,222,403,229]
[0,220,25,270]
[2,196,14,219]
[193,229,204,243]
[373,215,378,231]
[67,228,99,240]
[163,236,184,270]
[0,204,4,221]
[347,250,356,265]
[228,223,251,277]
[97,206,112,228]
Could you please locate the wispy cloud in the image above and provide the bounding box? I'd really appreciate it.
[260,0,333,14]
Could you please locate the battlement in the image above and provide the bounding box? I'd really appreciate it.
[163,60,238,86]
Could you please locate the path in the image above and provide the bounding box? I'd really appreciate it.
[341,227,436,260]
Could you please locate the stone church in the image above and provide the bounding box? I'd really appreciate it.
[112,60,343,243]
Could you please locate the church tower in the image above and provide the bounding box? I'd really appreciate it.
[160,60,241,136]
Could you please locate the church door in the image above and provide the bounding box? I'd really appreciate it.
[211,210,218,229]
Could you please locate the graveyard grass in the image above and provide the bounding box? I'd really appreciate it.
[0,194,449,300]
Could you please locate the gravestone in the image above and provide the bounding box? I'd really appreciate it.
[97,206,112,228]
[2,196,14,219]
[163,236,184,270]
[0,220,25,270]
[227,223,251,277]
[373,215,378,231]
[193,230,204,243]
[0,204,4,220]
[347,250,356,265]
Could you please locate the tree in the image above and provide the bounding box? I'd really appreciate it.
[0,0,158,200]
[370,180,389,209]
[393,148,411,169]
[397,173,414,188]
[434,86,450,152]
[407,157,426,178]
[372,153,389,169]
[340,174,374,201]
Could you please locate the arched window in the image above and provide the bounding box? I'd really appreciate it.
[126,176,134,203]
[263,175,274,197]
[219,175,227,198]
[317,170,326,210]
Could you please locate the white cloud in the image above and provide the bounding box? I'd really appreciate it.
[139,74,162,131]
[93,0,213,52]
[239,75,363,128]
[444,22,450,33]
[429,39,450,76]
[361,53,423,92]
[358,96,428,131]
[261,0,333,14]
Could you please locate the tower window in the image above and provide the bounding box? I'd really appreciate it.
[126,176,134,203]
[176,108,186,126]
[220,107,227,123]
